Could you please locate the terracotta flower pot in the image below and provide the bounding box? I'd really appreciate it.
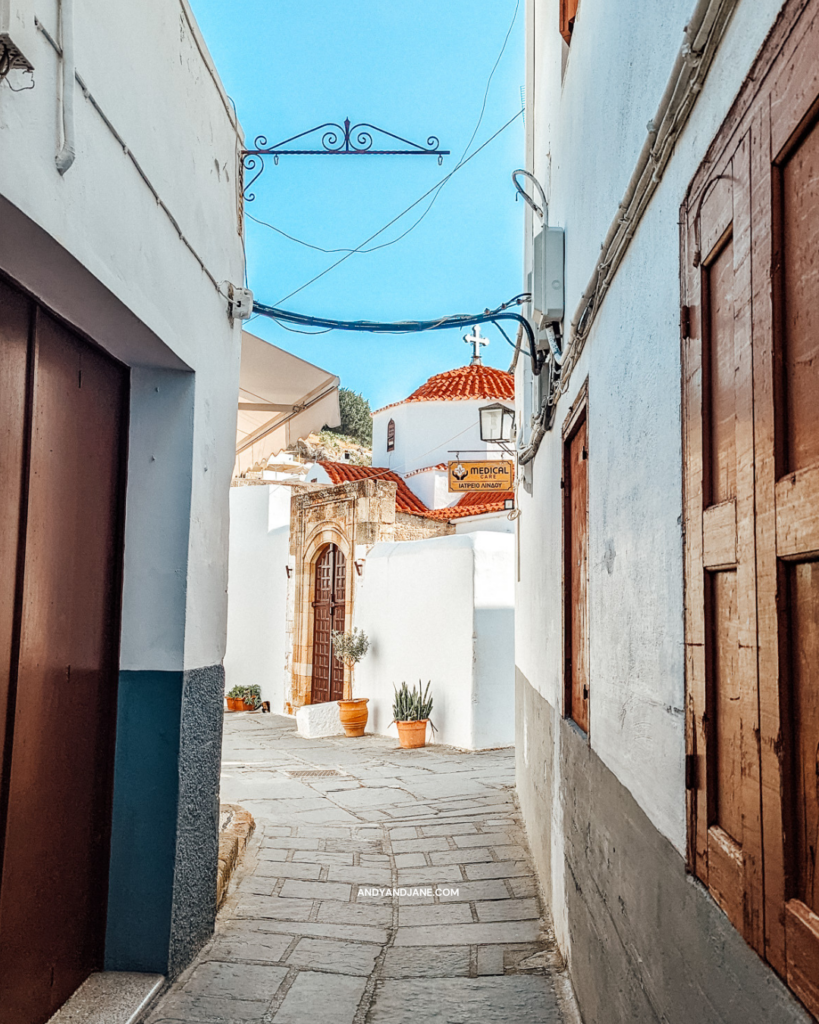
[396,719,428,749]
[226,697,244,712]
[337,698,369,737]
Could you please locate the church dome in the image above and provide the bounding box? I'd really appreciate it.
[374,364,513,414]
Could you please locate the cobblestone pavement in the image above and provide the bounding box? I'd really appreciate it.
[145,713,576,1024]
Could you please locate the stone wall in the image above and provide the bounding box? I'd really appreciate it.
[394,513,454,542]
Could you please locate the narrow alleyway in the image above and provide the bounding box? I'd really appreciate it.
[145,714,575,1024]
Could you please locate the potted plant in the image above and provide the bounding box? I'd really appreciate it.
[225,685,246,712]
[331,628,370,737]
[392,681,434,749]
[243,684,261,711]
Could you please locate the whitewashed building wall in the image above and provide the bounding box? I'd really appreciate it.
[0,0,245,980]
[516,1,811,1022]
[353,532,515,750]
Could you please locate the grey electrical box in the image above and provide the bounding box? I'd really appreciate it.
[532,226,564,326]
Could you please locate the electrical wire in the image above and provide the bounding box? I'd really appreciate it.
[274,109,523,305]
[251,293,542,376]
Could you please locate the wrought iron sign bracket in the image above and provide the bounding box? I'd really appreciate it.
[242,117,449,200]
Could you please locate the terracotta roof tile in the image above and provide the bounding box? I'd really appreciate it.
[373,364,514,414]
[404,463,448,478]
[318,461,431,516]
[425,490,515,520]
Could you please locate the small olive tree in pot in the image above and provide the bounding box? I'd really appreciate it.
[331,628,370,737]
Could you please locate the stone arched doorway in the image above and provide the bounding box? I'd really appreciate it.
[310,544,346,703]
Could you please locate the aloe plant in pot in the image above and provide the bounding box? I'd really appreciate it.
[225,685,246,712]
[392,681,435,749]
[331,628,370,737]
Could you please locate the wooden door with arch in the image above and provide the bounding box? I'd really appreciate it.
[682,130,764,954]
[310,544,347,704]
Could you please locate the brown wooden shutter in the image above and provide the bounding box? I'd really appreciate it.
[682,5,819,1010]
[682,139,764,950]
[563,384,589,733]
[765,71,819,1009]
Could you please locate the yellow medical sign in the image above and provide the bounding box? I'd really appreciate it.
[447,460,514,492]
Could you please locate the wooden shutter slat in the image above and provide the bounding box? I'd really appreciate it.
[732,133,765,953]
[775,466,819,557]
[702,499,737,569]
[785,900,819,1019]
[750,98,789,976]
[707,826,745,934]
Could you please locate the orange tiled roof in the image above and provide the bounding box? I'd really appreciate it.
[373,364,514,414]
[404,463,448,478]
[425,490,515,520]
[318,461,431,516]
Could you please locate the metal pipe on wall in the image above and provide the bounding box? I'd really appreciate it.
[55,0,75,174]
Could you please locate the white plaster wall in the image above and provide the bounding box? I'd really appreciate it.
[404,469,458,511]
[0,0,245,672]
[224,486,292,712]
[516,0,790,938]
[353,533,515,750]
[455,513,515,535]
[372,400,512,477]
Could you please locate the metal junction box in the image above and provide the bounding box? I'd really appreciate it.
[532,226,564,327]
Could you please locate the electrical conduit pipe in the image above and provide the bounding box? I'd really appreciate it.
[55,0,75,174]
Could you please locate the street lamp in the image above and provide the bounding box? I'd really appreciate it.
[479,403,515,443]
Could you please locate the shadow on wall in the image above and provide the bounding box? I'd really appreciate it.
[224,485,291,713]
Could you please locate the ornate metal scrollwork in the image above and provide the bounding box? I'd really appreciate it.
[241,117,449,200]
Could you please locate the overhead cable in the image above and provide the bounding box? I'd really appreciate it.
[251,294,542,375]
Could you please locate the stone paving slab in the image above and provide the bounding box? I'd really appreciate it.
[144,714,574,1024]
[273,972,367,1024]
[367,977,563,1024]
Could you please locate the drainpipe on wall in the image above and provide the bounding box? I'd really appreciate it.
[55,0,75,174]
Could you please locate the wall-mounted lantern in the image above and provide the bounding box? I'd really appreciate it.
[479,403,515,443]
[354,559,365,577]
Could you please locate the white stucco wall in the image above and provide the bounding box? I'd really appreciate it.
[516,0,790,947]
[0,0,245,672]
[403,468,458,511]
[372,399,512,478]
[224,485,292,712]
[353,532,515,750]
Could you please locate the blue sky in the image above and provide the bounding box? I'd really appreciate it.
[190,0,524,411]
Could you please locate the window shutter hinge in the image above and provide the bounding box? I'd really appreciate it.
[681,305,691,342]
[685,753,698,791]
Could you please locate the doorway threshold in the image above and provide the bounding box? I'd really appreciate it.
[47,971,165,1024]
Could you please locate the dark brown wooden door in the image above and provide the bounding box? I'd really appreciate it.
[0,279,127,1024]
[564,398,589,733]
[311,545,346,703]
